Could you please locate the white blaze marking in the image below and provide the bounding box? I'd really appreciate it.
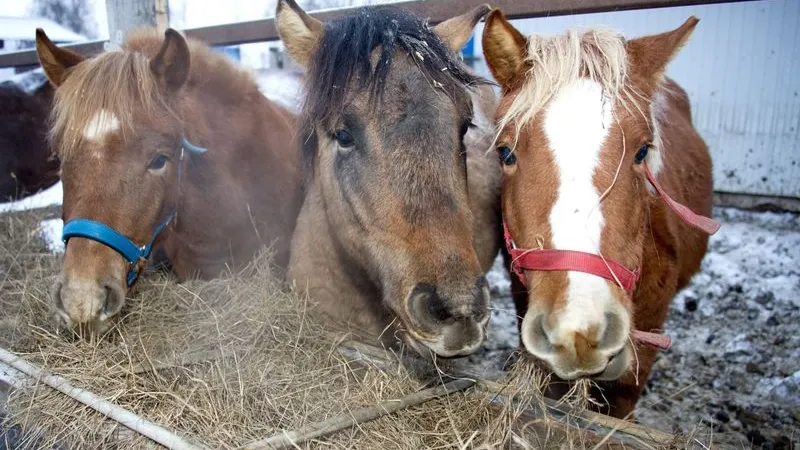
[542,78,616,341]
[83,109,120,141]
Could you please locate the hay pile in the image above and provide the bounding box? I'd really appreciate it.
[0,209,677,450]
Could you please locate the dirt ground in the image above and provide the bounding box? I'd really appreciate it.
[473,207,800,450]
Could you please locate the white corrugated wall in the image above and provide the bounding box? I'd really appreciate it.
[472,0,800,199]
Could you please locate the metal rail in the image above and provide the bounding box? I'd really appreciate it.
[0,0,758,68]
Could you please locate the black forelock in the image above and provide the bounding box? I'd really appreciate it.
[302,6,485,127]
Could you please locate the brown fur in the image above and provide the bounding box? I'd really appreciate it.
[483,13,713,418]
[277,1,501,358]
[36,28,303,331]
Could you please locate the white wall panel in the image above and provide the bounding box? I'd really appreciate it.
[472,0,800,198]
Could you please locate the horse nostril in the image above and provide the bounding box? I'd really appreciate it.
[408,284,452,324]
[522,313,555,356]
[598,312,626,351]
[100,281,125,319]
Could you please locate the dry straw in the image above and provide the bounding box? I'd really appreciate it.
[0,208,699,449]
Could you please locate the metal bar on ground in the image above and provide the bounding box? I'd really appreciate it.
[242,378,475,450]
[0,0,760,68]
[0,347,209,450]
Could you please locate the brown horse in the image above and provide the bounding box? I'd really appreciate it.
[275,0,502,357]
[482,13,719,417]
[0,72,59,200]
[36,28,303,332]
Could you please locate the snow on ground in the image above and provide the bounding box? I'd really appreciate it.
[0,183,64,254]
[37,219,64,254]
[0,182,62,214]
[479,206,800,449]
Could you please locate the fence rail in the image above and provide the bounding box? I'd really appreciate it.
[0,0,757,68]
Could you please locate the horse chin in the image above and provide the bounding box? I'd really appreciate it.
[54,313,114,340]
[592,344,632,381]
[399,324,485,359]
[538,343,632,382]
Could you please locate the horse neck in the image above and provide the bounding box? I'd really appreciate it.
[289,181,389,332]
[167,68,301,272]
[649,80,713,216]
[638,79,713,296]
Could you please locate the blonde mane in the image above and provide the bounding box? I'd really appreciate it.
[50,46,171,159]
[496,28,652,148]
[50,29,260,159]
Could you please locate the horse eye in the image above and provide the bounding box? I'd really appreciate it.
[496,145,517,166]
[334,129,354,148]
[634,144,650,164]
[148,154,168,170]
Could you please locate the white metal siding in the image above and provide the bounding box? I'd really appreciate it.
[472,0,800,199]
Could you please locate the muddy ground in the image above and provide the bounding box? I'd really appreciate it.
[473,207,800,449]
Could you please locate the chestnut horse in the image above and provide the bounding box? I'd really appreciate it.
[482,13,719,417]
[276,0,502,357]
[0,72,59,200]
[36,28,303,332]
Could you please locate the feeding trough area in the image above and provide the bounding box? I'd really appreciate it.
[0,206,683,449]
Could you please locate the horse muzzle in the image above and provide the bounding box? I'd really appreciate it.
[52,275,126,333]
[400,278,491,358]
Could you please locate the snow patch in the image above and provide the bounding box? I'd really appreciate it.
[755,371,800,408]
[0,182,63,213]
[38,219,64,254]
[485,254,510,296]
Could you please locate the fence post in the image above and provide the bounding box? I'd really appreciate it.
[105,0,169,42]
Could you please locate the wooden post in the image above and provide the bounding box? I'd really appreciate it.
[106,0,169,43]
[154,0,169,32]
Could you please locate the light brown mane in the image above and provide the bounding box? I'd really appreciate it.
[497,28,655,148]
[50,29,260,158]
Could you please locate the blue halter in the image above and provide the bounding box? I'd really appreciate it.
[61,137,208,287]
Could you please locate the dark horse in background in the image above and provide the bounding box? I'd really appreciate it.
[0,70,60,200]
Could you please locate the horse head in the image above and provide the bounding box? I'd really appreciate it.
[37,28,203,333]
[277,0,495,357]
[483,12,713,380]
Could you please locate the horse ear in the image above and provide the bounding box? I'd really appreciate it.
[481,9,527,91]
[432,4,491,53]
[275,0,323,69]
[35,28,85,87]
[626,16,698,81]
[150,28,191,92]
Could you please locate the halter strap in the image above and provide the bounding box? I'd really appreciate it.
[62,211,175,287]
[503,223,640,293]
[61,137,208,288]
[644,163,720,235]
[181,137,208,155]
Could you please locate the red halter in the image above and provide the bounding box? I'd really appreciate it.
[504,162,721,351]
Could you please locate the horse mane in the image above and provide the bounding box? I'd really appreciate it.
[497,28,654,147]
[50,28,259,158]
[303,6,483,125]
